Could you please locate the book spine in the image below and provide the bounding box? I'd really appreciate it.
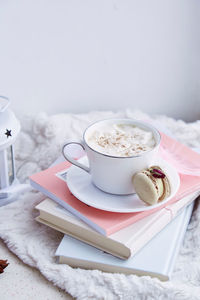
[36,210,130,259]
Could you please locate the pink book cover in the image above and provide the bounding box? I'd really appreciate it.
[30,132,200,236]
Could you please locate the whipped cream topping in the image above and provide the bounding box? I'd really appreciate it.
[87,123,156,157]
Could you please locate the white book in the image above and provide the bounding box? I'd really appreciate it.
[55,202,195,281]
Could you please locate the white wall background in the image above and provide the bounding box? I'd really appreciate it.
[0,0,199,121]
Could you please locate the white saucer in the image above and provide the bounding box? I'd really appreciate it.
[66,156,180,213]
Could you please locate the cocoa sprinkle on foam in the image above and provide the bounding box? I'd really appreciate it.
[88,124,156,157]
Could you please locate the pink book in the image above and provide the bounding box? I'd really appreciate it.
[30,133,200,236]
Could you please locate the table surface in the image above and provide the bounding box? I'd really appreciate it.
[0,239,73,300]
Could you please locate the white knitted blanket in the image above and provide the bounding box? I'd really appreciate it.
[0,109,200,300]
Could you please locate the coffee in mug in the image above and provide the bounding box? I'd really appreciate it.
[62,119,160,195]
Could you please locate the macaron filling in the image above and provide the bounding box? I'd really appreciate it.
[146,166,169,202]
[142,170,164,201]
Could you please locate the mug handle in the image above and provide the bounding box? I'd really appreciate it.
[62,140,90,173]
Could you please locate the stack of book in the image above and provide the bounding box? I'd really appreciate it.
[30,131,200,281]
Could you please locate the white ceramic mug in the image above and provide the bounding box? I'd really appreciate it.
[62,118,161,195]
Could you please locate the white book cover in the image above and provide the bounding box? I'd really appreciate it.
[55,202,194,281]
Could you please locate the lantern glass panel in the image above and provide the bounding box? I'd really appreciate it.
[0,146,15,190]
[8,145,15,185]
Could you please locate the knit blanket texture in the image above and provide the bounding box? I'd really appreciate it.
[0,109,200,300]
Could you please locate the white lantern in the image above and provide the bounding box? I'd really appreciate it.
[0,96,28,206]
